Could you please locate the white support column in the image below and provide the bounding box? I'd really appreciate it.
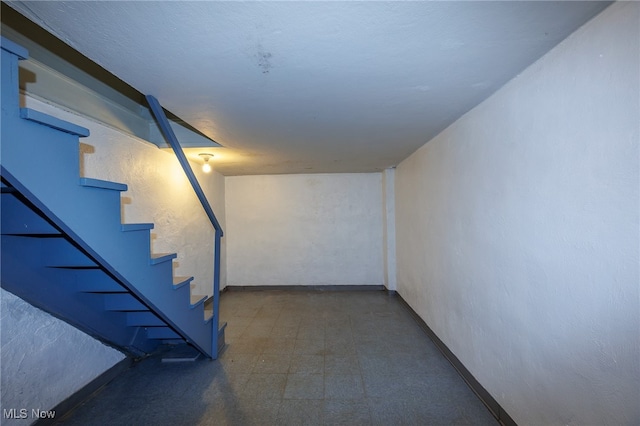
[382,168,397,291]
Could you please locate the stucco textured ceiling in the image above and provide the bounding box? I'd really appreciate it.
[8,1,610,175]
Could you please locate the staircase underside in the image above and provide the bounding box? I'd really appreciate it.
[1,179,203,357]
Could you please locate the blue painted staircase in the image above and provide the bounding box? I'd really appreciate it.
[1,38,224,359]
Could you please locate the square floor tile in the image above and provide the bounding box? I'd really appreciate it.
[294,338,325,355]
[240,373,286,399]
[253,353,292,374]
[324,374,364,399]
[262,337,296,355]
[289,354,324,374]
[61,291,498,426]
[276,399,324,425]
[323,399,372,425]
[283,374,324,399]
[324,354,360,375]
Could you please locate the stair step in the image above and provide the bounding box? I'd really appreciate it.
[19,108,90,137]
[79,177,127,192]
[173,276,194,290]
[76,269,126,293]
[104,294,147,311]
[147,327,181,340]
[121,223,154,232]
[1,193,62,235]
[191,294,207,309]
[204,297,213,323]
[150,253,177,265]
[127,311,165,327]
[44,239,98,268]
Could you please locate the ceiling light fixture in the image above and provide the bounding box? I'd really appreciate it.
[199,153,214,173]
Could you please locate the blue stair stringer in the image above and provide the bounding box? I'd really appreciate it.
[0,37,221,358]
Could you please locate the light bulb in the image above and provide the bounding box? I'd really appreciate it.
[199,153,214,173]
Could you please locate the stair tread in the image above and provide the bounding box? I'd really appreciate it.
[147,327,181,340]
[2,233,63,238]
[104,293,147,311]
[127,311,165,327]
[191,294,208,308]
[80,177,127,192]
[150,253,177,265]
[204,303,213,323]
[77,270,126,293]
[121,223,154,232]
[173,276,194,289]
[20,108,89,137]
[42,238,98,268]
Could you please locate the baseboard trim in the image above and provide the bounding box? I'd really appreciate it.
[35,357,133,425]
[393,292,517,426]
[223,284,386,292]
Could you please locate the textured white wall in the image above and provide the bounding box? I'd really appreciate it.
[0,95,226,416]
[0,289,125,425]
[226,173,384,286]
[395,3,639,425]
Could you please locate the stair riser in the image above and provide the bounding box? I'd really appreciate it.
[74,269,127,293]
[127,312,165,327]
[1,193,61,235]
[146,327,181,340]
[43,238,98,268]
[103,294,147,311]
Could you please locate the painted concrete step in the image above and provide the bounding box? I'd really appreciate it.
[19,107,90,137]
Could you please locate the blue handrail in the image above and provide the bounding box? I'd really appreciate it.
[145,95,223,235]
[145,94,223,358]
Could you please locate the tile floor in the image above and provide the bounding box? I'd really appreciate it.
[60,290,498,425]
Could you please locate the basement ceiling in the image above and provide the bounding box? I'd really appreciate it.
[7,1,610,176]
